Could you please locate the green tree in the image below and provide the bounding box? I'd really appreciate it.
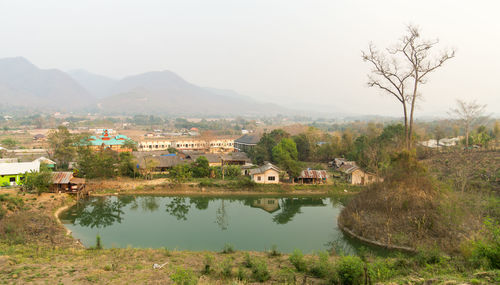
[118,152,136,177]
[169,164,192,183]
[293,134,311,161]
[192,156,210,178]
[48,126,76,168]
[23,164,53,195]
[272,138,301,179]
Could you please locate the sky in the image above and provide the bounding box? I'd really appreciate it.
[0,0,498,117]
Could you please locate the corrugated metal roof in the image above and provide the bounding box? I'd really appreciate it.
[52,172,73,184]
[298,170,328,179]
[0,161,40,175]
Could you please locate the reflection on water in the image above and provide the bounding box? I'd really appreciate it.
[60,195,368,253]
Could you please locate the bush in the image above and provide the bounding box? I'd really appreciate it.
[236,266,246,281]
[221,243,235,254]
[415,248,442,266]
[469,218,500,269]
[251,259,270,282]
[95,235,102,250]
[202,254,214,274]
[243,252,254,268]
[219,257,233,278]
[309,251,333,278]
[170,267,197,285]
[278,267,296,284]
[269,244,281,257]
[335,256,364,285]
[289,249,307,272]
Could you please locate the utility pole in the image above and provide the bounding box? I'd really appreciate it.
[221,157,224,180]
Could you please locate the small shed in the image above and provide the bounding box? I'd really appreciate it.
[51,172,86,193]
[297,170,328,184]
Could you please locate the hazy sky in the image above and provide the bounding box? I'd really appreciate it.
[0,0,498,116]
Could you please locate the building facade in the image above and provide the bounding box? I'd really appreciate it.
[138,137,235,153]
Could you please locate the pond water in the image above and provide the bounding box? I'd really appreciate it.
[60,195,365,253]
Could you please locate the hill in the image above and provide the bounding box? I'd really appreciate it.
[67,69,117,99]
[96,70,288,116]
[0,57,95,110]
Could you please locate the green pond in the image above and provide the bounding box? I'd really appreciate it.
[60,195,366,254]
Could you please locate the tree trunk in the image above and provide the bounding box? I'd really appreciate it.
[408,74,418,149]
[403,102,409,150]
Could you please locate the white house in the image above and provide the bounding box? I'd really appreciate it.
[249,163,280,184]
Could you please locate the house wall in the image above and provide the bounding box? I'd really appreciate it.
[0,174,24,186]
[252,169,279,184]
[351,170,381,185]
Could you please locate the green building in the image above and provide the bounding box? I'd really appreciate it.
[0,161,40,186]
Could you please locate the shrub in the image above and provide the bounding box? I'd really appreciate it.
[278,267,296,284]
[221,243,235,254]
[202,254,214,274]
[243,252,254,268]
[170,267,197,285]
[236,266,246,281]
[251,259,270,282]
[94,235,102,249]
[415,248,442,266]
[219,258,233,278]
[309,251,333,278]
[289,249,307,272]
[469,218,500,269]
[269,244,281,257]
[335,256,364,285]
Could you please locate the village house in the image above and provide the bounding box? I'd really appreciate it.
[296,170,328,184]
[249,162,280,184]
[84,129,134,152]
[234,134,261,153]
[51,172,86,193]
[0,161,40,186]
[338,164,382,185]
[33,156,56,169]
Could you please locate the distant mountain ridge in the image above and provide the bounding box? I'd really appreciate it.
[0,57,94,110]
[0,57,290,115]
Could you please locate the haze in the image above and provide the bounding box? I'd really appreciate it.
[0,0,498,116]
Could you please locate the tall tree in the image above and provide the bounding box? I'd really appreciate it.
[47,126,76,168]
[362,25,455,149]
[449,99,486,149]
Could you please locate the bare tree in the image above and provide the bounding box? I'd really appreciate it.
[362,25,455,149]
[449,99,486,149]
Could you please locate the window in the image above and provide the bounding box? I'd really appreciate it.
[267,200,275,204]
[9,177,15,182]
[257,176,261,181]
[268,176,275,181]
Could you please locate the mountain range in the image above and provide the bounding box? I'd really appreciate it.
[0,57,287,116]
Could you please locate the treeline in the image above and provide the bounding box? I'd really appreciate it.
[168,156,242,183]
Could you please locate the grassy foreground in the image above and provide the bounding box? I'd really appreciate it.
[0,188,498,284]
